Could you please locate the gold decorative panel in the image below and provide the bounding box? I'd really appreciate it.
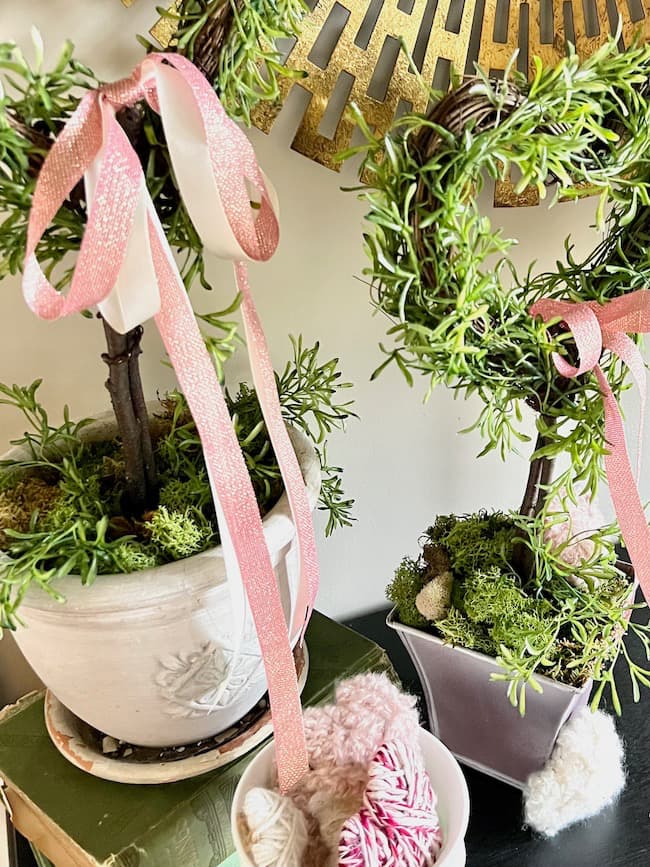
[479,0,650,78]
[138,1,650,205]
[252,0,479,170]
[249,0,650,205]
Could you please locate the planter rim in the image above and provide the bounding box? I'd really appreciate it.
[2,407,320,613]
[231,726,470,867]
[386,606,589,696]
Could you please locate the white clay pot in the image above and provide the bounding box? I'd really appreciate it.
[4,411,320,747]
[231,727,470,867]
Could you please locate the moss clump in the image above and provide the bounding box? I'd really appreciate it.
[387,557,428,628]
[113,542,160,574]
[158,478,207,513]
[0,478,61,548]
[427,511,516,579]
[146,506,212,561]
[389,513,563,678]
[436,607,497,655]
[463,567,539,624]
[41,497,81,533]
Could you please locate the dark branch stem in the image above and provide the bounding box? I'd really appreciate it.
[515,423,555,580]
[101,317,156,515]
[519,431,554,518]
[126,326,158,497]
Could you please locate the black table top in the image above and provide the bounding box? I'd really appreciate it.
[345,606,650,867]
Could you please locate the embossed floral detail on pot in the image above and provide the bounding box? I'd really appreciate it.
[7,412,320,748]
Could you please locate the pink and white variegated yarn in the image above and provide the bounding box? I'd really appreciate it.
[339,740,443,867]
[241,674,442,867]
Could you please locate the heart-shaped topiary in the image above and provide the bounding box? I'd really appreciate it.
[354,40,650,512]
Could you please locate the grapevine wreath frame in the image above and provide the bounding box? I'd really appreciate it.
[355,40,650,517]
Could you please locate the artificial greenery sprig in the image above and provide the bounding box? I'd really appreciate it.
[352,38,650,509]
[0,338,355,628]
[149,0,307,125]
[388,513,649,714]
[0,36,232,342]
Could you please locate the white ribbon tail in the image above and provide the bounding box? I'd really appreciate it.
[86,102,160,334]
[149,61,247,259]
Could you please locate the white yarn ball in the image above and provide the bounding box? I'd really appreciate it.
[242,787,308,867]
[524,708,625,836]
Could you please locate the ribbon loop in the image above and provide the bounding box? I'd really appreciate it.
[22,54,317,792]
[531,293,650,604]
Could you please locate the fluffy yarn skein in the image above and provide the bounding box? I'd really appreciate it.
[339,740,443,866]
[524,708,625,836]
[303,673,421,769]
[242,787,308,867]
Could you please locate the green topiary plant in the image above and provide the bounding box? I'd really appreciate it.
[359,40,650,713]
[0,17,356,630]
[1,2,308,515]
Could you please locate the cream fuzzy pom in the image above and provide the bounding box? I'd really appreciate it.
[415,572,454,621]
[524,708,625,836]
[242,787,308,866]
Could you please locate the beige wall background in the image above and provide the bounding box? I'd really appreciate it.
[1,1,645,703]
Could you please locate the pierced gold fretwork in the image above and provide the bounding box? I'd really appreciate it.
[142,1,650,206]
[479,0,650,79]
[253,1,478,171]
[249,0,650,205]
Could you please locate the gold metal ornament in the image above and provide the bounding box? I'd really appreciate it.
[149,1,182,48]
[135,1,650,205]
[248,0,650,206]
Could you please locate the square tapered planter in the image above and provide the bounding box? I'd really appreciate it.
[387,607,591,789]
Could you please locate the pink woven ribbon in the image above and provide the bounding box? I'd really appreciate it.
[530,291,650,604]
[21,53,319,792]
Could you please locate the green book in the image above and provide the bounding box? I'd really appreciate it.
[0,613,396,867]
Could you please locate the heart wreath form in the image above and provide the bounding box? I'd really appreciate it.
[353,39,650,710]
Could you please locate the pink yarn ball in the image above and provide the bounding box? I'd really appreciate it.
[303,673,421,770]
[338,739,443,866]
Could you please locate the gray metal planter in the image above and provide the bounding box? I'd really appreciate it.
[387,607,592,789]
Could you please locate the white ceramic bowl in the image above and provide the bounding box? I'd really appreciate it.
[232,727,470,866]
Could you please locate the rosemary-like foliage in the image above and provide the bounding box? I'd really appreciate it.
[0,337,355,628]
[0,28,356,624]
[155,0,307,125]
[353,40,650,505]
[363,40,650,711]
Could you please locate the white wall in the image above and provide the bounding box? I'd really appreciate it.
[0,0,645,688]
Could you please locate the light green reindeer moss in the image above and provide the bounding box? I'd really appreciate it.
[386,557,428,629]
[147,506,213,561]
[388,512,646,712]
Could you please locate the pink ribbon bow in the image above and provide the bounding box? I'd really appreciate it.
[530,291,650,604]
[22,53,319,792]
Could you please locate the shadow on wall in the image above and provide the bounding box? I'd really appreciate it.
[0,635,42,708]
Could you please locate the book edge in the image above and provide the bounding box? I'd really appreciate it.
[0,773,103,867]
